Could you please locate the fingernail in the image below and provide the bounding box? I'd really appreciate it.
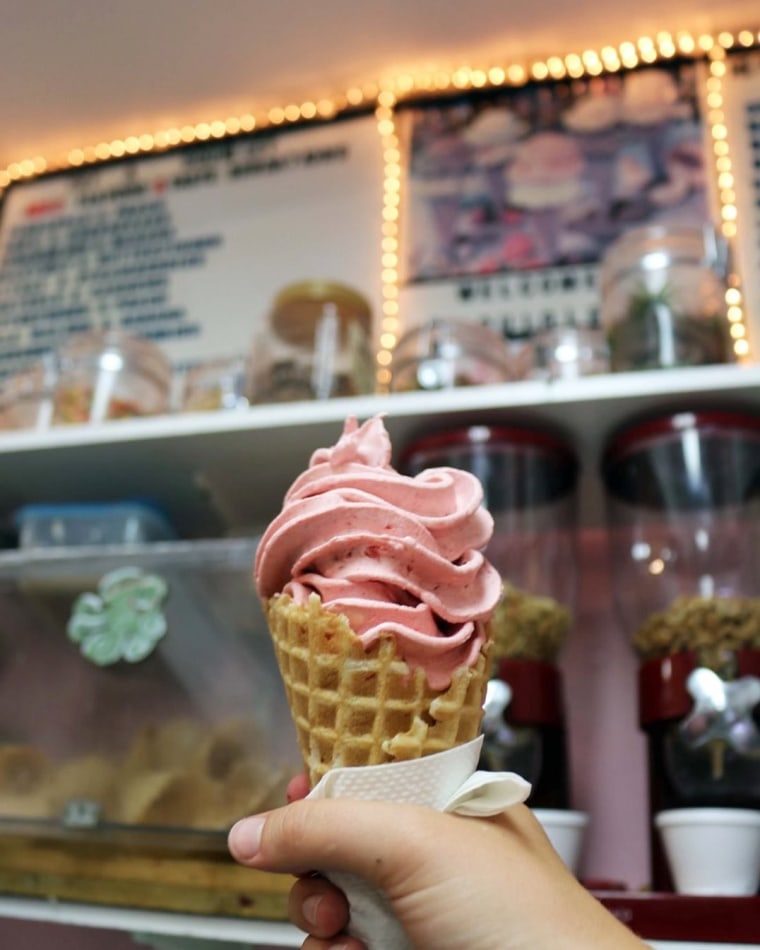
[301,894,322,927]
[228,815,265,860]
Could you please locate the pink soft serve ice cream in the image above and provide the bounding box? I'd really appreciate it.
[254,414,501,690]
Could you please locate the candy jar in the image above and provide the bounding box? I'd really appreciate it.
[0,355,56,431]
[401,424,579,807]
[390,319,512,392]
[602,409,760,889]
[600,224,732,372]
[52,330,172,425]
[249,281,375,403]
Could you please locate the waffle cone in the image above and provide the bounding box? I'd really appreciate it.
[266,592,492,786]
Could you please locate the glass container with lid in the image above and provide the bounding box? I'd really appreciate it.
[601,410,760,882]
[249,280,375,403]
[390,319,512,392]
[0,355,57,431]
[180,356,249,413]
[531,324,610,381]
[600,225,732,372]
[52,330,172,425]
[602,410,760,661]
[401,424,579,807]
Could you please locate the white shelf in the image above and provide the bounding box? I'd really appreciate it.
[0,897,751,949]
[1,363,759,535]
[0,896,302,946]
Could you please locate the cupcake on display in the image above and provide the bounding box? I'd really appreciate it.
[507,132,586,265]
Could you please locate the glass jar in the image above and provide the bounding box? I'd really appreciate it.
[602,410,760,886]
[180,356,249,413]
[249,281,375,403]
[401,425,579,806]
[532,324,610,381]
[600,225,732,372]
[0,356,57,431]
[602,410,760,659]
[52,330,172,425]
[390,319,512,392]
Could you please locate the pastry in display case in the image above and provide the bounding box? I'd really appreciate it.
[602,410,760,891]
[401,423,579,808]
[0,537,301,916]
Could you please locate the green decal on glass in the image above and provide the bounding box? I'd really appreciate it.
[67,566,169,666]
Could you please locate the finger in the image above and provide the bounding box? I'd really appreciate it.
[229,798,478,886]
[289,875,350,938]
[287,773,311,803]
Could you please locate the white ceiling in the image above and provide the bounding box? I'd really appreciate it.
[2,0,759,169]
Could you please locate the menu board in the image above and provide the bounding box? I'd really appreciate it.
[0,115,384,379]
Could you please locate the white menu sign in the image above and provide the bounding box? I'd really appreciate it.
[0,115,384,377]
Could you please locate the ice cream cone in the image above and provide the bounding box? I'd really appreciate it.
[267,592,492,786]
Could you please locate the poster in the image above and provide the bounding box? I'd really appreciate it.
[0,115,384,380]
[399,61,711,337]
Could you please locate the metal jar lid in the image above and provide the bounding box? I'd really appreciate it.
[269,280,372,346]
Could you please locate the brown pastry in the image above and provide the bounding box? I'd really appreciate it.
[114,769,212,827]
[0,744,51,794]
[194,717,268,782]
[46,754,117,817]
[122,718,207,775]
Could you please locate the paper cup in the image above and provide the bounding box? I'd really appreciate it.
[533,808,589,875]
[655,807,760,896]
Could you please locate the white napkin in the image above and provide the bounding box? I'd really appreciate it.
[306,737,531,950]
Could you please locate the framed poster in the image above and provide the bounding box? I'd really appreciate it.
[0,114,384,380]
[398,61,713,339]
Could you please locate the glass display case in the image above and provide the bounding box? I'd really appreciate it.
[0,539,300,849]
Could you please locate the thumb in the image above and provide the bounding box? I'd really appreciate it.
[228,797,450,886]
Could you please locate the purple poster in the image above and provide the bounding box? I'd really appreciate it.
[403,62,709,283]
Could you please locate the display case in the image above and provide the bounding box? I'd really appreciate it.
[0,538,301,919]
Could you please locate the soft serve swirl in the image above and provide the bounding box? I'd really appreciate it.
[254,415,501,689]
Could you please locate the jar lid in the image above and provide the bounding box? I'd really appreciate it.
[400,423,578,471]
[270,280,372,345]
[602,410,760,509]
[602,409,760,471]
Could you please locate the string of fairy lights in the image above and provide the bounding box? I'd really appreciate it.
[0,27,758,379]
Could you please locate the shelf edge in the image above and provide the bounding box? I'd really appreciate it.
[0,896,303,946]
